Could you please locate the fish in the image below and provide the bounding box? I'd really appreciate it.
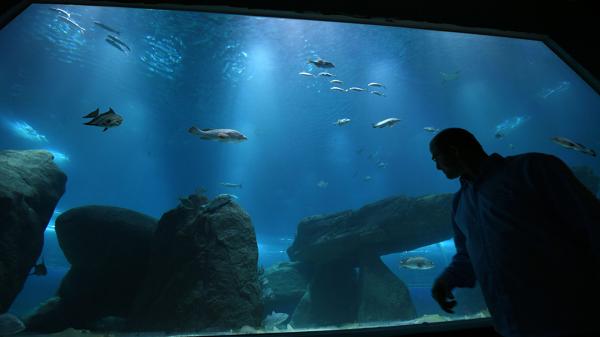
[330,79,343,84]
[370,90,385,96]
[372,117,401,128]
[188,126,248,143]
[83,108,123,132]
[399,256,435,270]
[508,143,515,149]
[93,21,120,34]
[105,38,126,53]
[377,161,387,168]
[106,34,130,52]
[316,180,328,188]
[0,313,25,336]
[49,7,70,17]
[220,182,242,188]
[363,175,372,181]
[30,258,47,276]
[58,15,85,32]
[334,118,351,126]
[541,81,571,99]
[348,87,365,92]
[494,115,530,139]
[318,72,335,77]
[307,58,335,68]
[424,127,440,133]
[262,311,289,330]
[368,82,385,88]
[330,87,348,92]
[298,71,314,77]
[551,136,596,157]
[440,70,460,83]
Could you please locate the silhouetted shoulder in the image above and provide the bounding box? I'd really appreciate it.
[506,152,563,167]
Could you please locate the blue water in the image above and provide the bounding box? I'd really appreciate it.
[2,3,599,324]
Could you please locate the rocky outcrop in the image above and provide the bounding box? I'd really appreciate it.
[25,206,158,332]
[129,194,263,332]
[287,194,454,265]
[260,262,309,315]
[0,150,66,313]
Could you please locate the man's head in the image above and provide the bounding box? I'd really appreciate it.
[429,128,487,180]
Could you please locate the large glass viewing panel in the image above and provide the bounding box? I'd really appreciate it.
[1,3,599,336]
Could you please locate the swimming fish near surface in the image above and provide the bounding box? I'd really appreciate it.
[83,108,123,132]
[318,72,335,77]
[188,126,248,143]
[307,58,335,68]
[348,87,365,92]
[93,21,120,34]
[370,90,385,96]
[220,182,242,188]
[372,117,401,128]
[30,258,47,276]
[551,136,596,157]
[368,82,385,88]
[330,79,343,84]
[330,87,347,92]
[334,118,351,126]
[49,7,70,17]
[58,15,85,32]
[399,256,435,270]
[106,34,130,52]
[298,71,314,77]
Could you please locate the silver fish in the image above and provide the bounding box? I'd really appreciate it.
[372,117,401,128]
[370,90,385,96]
[424,127,439,133]
[49,7,70,17]
[262,311,289,330]
[330,86,347,92]
[551,136,596,157]
[93,21,120,34]
[298,71,314,77]
[318,72,335,77]
[189,126,248,143]
[220,182,242,188]
[368,82,385,88]
[83,108,123,131]
[348,87,365,92]
[330,79,343,84]
[107,34,130,52]
[58,15,85,32]
[399,256,435,270]
[334,118,351,126]
[307,58,335,68]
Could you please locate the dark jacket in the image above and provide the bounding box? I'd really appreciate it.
[440,152,600,337]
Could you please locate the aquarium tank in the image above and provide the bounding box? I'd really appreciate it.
[1,2,599,336]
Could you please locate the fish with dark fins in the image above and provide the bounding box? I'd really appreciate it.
[83,108,123,132]
[307,58,335,68]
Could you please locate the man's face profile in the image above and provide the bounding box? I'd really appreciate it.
[430,142,462,180]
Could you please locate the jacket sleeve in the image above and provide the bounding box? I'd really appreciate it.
[439,193,477,288]
[530,154,600,262]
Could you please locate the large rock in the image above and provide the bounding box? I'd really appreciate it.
[261,262,309,315]
[572,165,600,196]
[129,194,263,332]
[0,150,66,313]
[25,206,158,332]
[287,194,454,265]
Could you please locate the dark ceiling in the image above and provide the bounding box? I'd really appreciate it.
[2,0,599,91]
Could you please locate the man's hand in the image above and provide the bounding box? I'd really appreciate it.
[431,276,457,313]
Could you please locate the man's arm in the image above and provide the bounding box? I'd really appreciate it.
[439,193,477,288]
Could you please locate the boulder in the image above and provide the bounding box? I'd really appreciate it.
[129,194,263,332]
[261,262,309,315]
[0,150,66,313]
[288,194,454,265]
[25,206,157,331]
